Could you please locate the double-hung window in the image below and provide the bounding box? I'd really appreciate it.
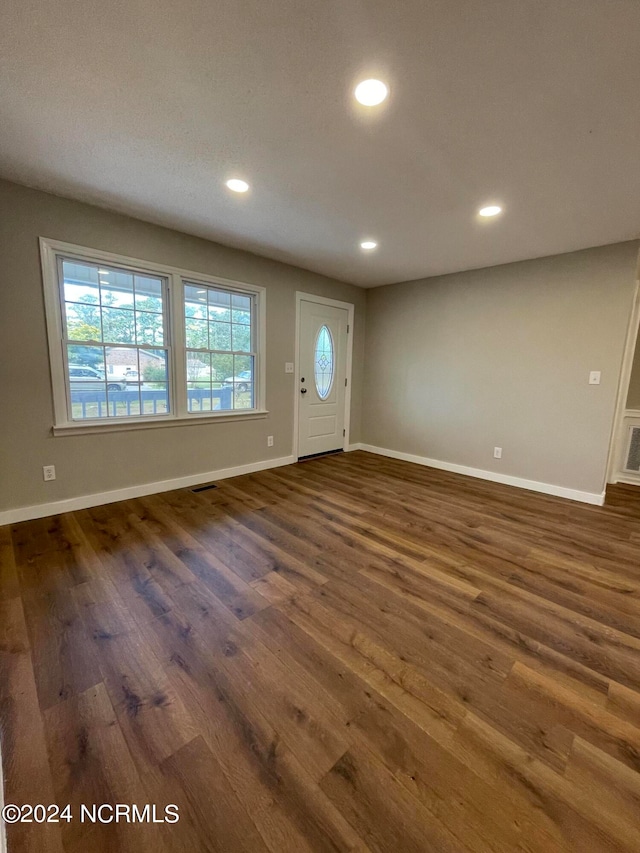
[184,282,256,413]
[40,239,265,432]
[60,257,170,420]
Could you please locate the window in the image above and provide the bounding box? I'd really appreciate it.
[40,239,265,431]
[184,283,255,412]
[61,258,169,420]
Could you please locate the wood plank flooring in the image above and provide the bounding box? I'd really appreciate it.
[2,450,640,851]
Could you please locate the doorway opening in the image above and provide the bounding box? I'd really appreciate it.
[607,259,640,487]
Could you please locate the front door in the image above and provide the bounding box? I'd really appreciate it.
[297,298,349,458]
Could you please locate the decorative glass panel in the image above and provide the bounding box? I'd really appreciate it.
[314,325,334,400]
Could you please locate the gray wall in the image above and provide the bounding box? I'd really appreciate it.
[626,335,640,409]
[1,176,637,513]
[0,179,365,512]
[362,242,639,496]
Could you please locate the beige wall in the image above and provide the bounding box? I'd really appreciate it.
[1,176,637,514]
[362,242,639,496]
[626,335,640,409]
[0,179,365,513]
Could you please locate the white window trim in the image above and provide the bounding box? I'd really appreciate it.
[39,237,267,434]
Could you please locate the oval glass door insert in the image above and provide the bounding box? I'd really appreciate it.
[314,324,334,399]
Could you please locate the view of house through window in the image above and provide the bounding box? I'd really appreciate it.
[44,243,263,427]
[62,258,170,420]
[184,283,255,412]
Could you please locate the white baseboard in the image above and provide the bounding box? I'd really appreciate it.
[1,443,606,526]
[0,455,296,526]
[358,444,605,506]
[610,473,640,486]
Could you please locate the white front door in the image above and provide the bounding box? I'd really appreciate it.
[297,298,349,458]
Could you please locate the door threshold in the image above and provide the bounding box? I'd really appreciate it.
[297,449,344,462]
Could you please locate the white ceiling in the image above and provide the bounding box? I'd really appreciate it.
[1,0,639,287]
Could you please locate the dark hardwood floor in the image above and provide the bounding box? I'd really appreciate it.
[2,450,640,852]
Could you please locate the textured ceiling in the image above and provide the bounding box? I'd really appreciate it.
[1,0,639,287]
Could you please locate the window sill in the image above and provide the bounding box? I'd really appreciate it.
[52,410,270,436]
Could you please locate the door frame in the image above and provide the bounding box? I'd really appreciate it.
[293,292,355,460]
[605,253,640,485]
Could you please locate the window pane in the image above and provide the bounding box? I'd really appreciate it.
[68,342,105,367]
[64,280,100,307]
[211,353,234,385]
[314,324,334,400]
[136,311,164,346]
[102,307,136,343]
[107,384,140,417]
[67,342,107,419]
[232,294,251,325]
[185,317,208,349]
[187,351,209,382]
[65,301,102,340]
[105,347,137,382]
[142,384,169,415]
[232,323,251,352]
[184,286,208,318]
[135,276,163,312]
[233,355,254,409]
[142,349,169,384]
[232,293,250,310]
[62,261,100,306]
[208,289,231,322]
[232,308,251,325]
[209,321,231,351]
[188,383,213,412]
[100,270,134,308]
[63,260,99,283]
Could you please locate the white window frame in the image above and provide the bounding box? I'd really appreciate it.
[182,279,259,416]
[40,238,267,435]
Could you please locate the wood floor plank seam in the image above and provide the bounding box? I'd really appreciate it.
[3,451,640,851]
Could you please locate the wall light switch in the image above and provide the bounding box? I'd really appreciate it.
[493,447,502,459]
[285,363,294,374]
[589,371,601,385]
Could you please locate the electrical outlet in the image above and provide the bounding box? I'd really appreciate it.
[493,447,502,459]
[285,363,294,374]
[43,465,56,481]
[267,435,274,447]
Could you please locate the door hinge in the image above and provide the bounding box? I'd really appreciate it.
[345,378,348,386]
[347,324,350,333]
[343,429,346,437]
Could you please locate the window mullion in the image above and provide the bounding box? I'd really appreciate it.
[41,239,265,428]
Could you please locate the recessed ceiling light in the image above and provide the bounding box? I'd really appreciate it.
[478,205,502,217]
[226,178,249,193]
[354,79,388,106]
[360,240,378,250]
